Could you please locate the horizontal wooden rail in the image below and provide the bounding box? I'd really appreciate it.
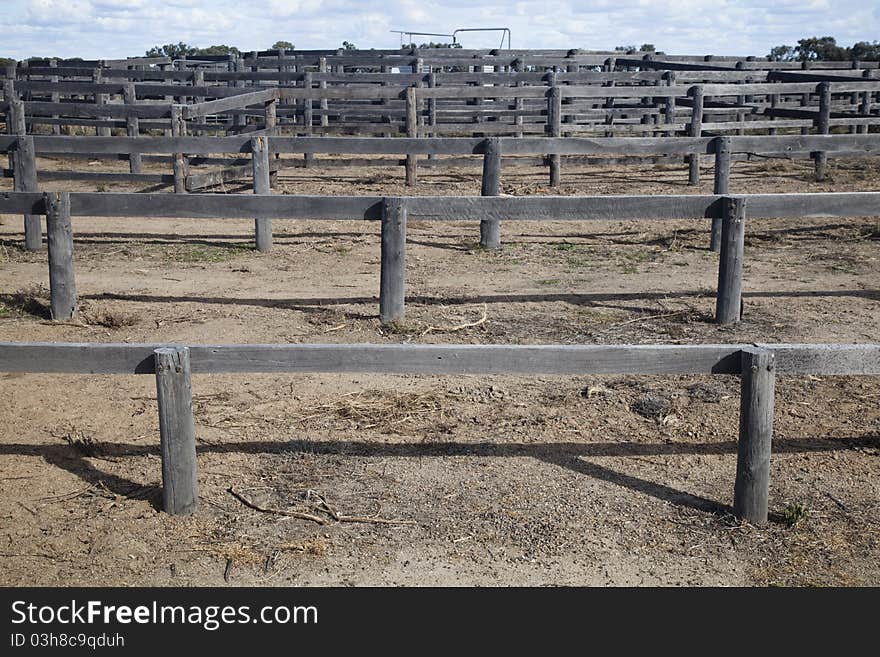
[0,191,877,221]
[0,342,876,376]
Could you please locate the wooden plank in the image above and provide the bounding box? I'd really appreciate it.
[182,89,279,119]
[154,346,198,516]
[733,348,776,525]
[1,343,878,376]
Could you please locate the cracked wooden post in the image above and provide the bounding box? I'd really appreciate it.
[379,197,406,325]
[687,85,704,185]
[170,104,187,193]
[251,136,273,253]
[405,87,418,186]
[814,81,831,181]
[710,136,731,252]
[480,137,502,250]
[123,83,142,174]
[154,346,198,516]
[715,196,746,325]
[733,347,775,525]
[45,191,76,320]
[14,134,41,251]
[303,71,314,168]
[548,76,562,187]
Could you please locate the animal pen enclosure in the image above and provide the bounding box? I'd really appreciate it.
[1,48,878,586]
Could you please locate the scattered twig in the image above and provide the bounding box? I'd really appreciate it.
[421,305,488,336]
[227,486,327,525]
[323,323,349,333]
[610,310,688,327]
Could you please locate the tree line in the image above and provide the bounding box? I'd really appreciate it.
[769,36,880,61]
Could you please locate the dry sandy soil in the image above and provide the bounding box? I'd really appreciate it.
[0,153,878,586]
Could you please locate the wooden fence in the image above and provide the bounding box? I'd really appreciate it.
[0,340,877,523]
[4,132,880,205]
[1,189,877,327]
[4,75,879,143]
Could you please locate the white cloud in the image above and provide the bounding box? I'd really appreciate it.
[3,0,878,59]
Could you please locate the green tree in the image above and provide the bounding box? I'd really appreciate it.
[271,41,294,50]
[342,41,357,50]
[640,43,656,52]
[145,42,197,58]
[794,36,847,60]
[768,44,796,61]
[850,40,880,60]
[194,44,240,56]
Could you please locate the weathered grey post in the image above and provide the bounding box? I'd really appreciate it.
[303,71,314,167]
[13,133,41,251]
[379,197,406,324]
[548,79,563,187]
[123,83,142,174]
[858,70,873,134]
[814,82,831,181]
[663,71,676,137]
[427,71,437,159]
[170,104,187,193]
[93,69,111,137]
[710,136,732,252]
[154,346,198,516]
[49,59,60,135]
[251,136,273,253]
[715,196,746,325]
[319,57,329,128]
[768,93,778,136]
[45,192,76,320]
[733,347,776,525]
[687,85,704,185]
[480,138,502,250]
[405,87,418,185]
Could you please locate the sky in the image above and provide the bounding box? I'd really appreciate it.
[3,0,879,60]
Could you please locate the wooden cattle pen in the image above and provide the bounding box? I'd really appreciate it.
[1,49,878,541]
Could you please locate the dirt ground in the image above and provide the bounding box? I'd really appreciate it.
[0,154,878,586]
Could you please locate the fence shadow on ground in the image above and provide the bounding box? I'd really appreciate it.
[2,434,875,517]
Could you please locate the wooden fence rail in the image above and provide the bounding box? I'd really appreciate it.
[1,189,876,326]
[1,340,877,523]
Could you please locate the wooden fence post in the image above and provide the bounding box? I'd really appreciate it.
[123,83,142,174]
[715,196,746,325]
[49,58,60,135]
[319,57,329,128]
[548,79,563,187]
[93,68,111,137]
[405,87,418,186]
[251,136,273,253]
[14,134,41,251]
[710,136,731,252]
[427,71,437,158]
[170,104,187,193]
[45,191,76,320]
[303,71,314,167]
[733,347,776,525]
[379,197,407,325]
[814,81,831,181]
[664,71,676,137]
[687,85,704,185]
[480,137,502,250]
[154,346,198,516]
